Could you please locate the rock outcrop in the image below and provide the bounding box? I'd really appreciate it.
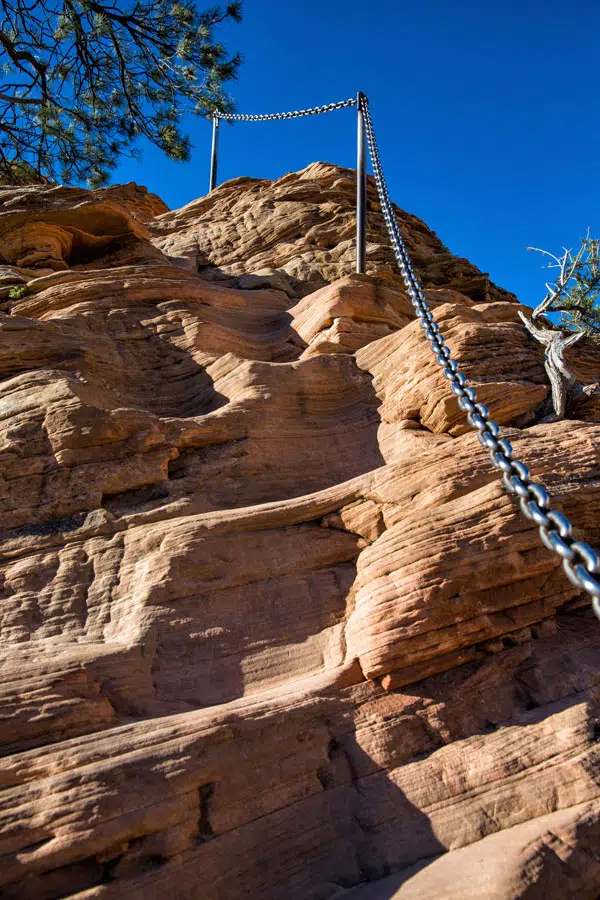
[149,162,517,303]
[0,164,598,900]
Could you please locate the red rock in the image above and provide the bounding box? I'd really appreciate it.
[0,167,598,899]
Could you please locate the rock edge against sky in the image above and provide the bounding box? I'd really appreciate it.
[0,163,598,899]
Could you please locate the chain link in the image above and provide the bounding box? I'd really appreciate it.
[211,90,600,621]
[359,95,600,622]
[214,97,357,122]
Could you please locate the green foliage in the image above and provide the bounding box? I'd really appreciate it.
[7,285,27,299]
[0,0,242,187]
[0,160,49,185]
[558,238,600,336]
[529,233,600,339]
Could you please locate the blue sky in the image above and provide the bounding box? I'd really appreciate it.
[112,0,600,307]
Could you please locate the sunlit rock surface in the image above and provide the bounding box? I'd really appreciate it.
[0,164,598,900]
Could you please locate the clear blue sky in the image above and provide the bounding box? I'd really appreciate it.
[112,0,600,307]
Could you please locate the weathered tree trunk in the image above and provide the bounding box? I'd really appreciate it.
[518,311,583,419]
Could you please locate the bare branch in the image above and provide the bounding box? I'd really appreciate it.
[0,0,242,184]
[522,234,600,418]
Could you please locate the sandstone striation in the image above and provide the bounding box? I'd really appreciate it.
[0,164,598,900]
[149,162,517,303]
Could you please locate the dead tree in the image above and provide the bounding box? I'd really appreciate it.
[518,235,600,420]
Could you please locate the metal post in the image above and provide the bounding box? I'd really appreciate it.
[356,92,367,274]
[209,117,220,192]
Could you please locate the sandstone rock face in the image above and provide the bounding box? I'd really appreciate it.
[93,183,169,223]
[150,162,517,303]
[0,165,598,900]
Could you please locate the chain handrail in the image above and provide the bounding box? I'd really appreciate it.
[208,95,366,273]
[359,94,600,621]
[206,92,600,621]
[214,97,357,122]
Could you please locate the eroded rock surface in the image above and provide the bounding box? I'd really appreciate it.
[0,165,598,900]
[150,162,517,303]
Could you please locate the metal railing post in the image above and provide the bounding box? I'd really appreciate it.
[356,92,367,274]
[209,117,220,192]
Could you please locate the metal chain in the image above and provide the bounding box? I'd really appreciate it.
[359,95,600,622]
[215,97,357,122]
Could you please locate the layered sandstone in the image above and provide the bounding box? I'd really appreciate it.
[0,164,598,900]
